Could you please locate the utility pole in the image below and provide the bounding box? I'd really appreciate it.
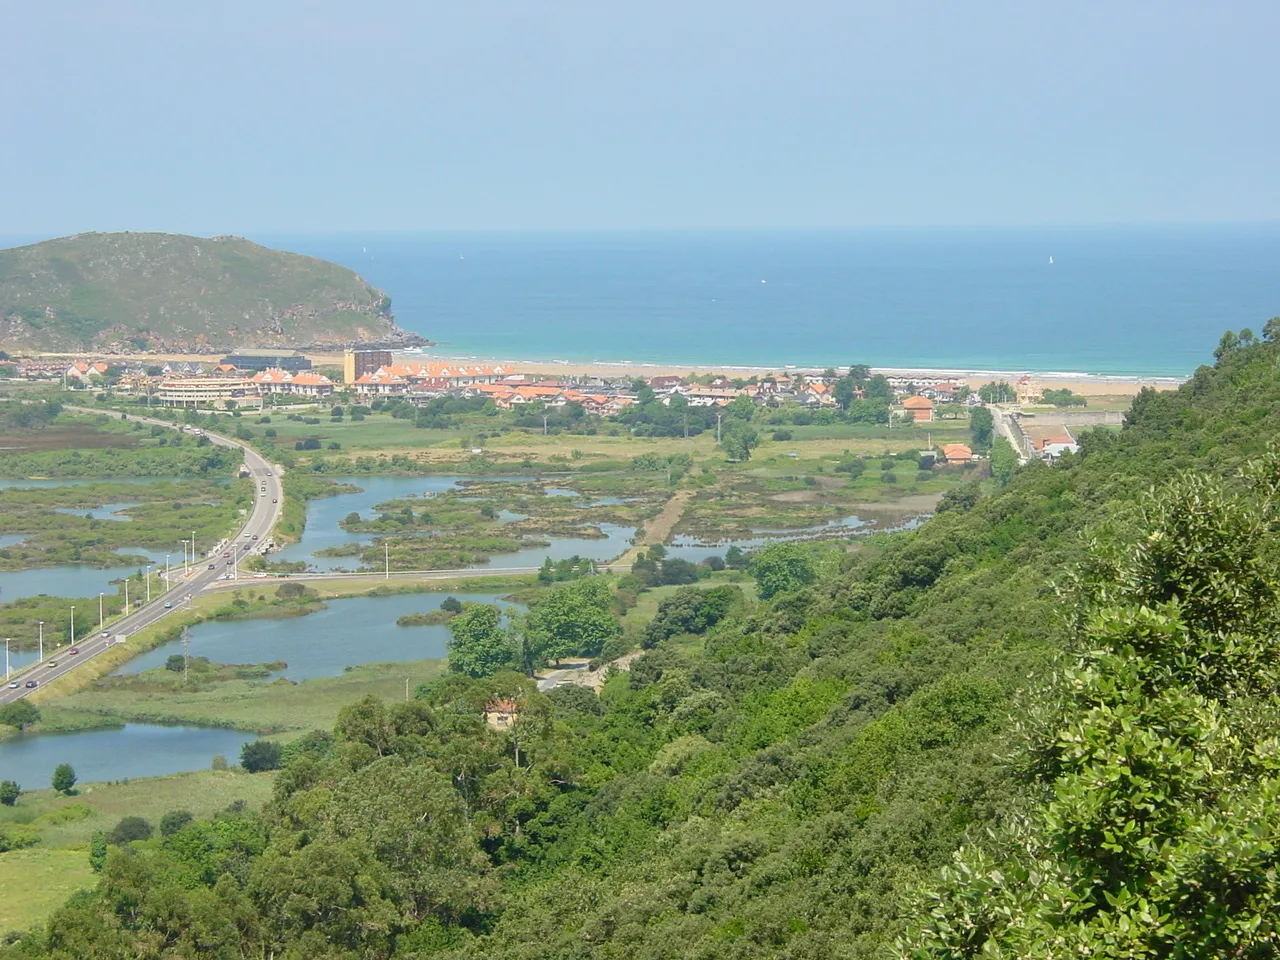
[69,608,74,650]
[125,578,129,613]
[405,677,410,700]
[99,592,104,632]
[182,627,190,684]
[542,413,549,436]
[191,530,196,563]
[38,622,43,662]
[146,566,152,603]
[385,541,390,579]
[4,639,8,680]
[715,412,723,443]
[165,554,170,589]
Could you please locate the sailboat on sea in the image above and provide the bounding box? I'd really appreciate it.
[1049,255,1054,264]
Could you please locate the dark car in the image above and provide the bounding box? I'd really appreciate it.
[208,563,215,570]
[24,680,37,689]
[226,559,234,566]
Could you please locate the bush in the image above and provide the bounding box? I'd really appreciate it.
[108,816,153,845]
[241,739,283,773]
[211,755,228,771]
[440,596,464,614]
[265,428,277,437]
[159,810,194,836]
[165,654,185,672]
[771,429,793,441]
[327,441,341,450]
[0,780,19,806]
[881,471,898,483]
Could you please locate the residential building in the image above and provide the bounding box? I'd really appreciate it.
[351,369,409,396]
[221,349,312,372]
[902,395,935,422]
[157,377,262,409]
[250,368,335,398]
[1015,375,1043,405]
[343,349,394,384]
[940,443,974,463]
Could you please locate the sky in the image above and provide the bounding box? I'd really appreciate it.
[3,1,1278,235]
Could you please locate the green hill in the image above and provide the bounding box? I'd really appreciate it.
[0,232,422,353]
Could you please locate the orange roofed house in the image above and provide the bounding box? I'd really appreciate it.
[940,443,973,464]
[902,395,935,422]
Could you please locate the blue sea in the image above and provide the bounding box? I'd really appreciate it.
[257,226,1280,378]
[8,226,1280,377]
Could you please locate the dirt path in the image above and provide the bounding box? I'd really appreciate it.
[616,490,692,566]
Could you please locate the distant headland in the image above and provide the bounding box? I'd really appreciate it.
[0,232,427,354]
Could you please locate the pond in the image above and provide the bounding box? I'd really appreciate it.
[661,513,924,563]
[275,476,634,573]
[116,591,524,681]
[0,723,255,787]
[0,564,145,604]
[53,502,140,522]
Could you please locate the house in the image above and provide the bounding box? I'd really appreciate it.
[351,369,409,396]
[902,395,935,423]
[1015,375,1043,405]
[64,361,109,381]
[157,377,261,409]
[483,698,519,730]
[1024,425,1079,460]
[940,443,974,463]
[648,375,688,394]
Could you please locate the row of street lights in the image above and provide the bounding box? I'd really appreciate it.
[3,553,184,682]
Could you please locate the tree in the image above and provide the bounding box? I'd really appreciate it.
[724,544,748,569]
[968,405,993,448]
[159,810,193,836]
[447,604,514,678]
[165,654,185,672]
[720,421,759,461]
[108,816,154,845]
[904,464,1280,957]
[659,558,700,585]
[0,701,39,731]
[524,578,619,666]
[51,763,77,794]
[88,829,107,872]
[440,596,464,614]
[750,542,817,600]
[977,381,1014,404]
[240,739,283,773]
[0,780,19,806]
[990,436,1019,485]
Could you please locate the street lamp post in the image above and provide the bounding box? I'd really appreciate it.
[69,607,74,650]
[165,554,170,590]
[385,542,390,580]
[125,577,129,613]
[181,540,190,575]
[4,639,9,680]
[99,592,104,632]
[146,565,153,603]
[37,622,43,663]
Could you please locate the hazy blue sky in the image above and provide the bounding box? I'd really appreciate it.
[3,1,1277,234]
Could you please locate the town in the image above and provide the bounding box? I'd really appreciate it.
[3,348,1110,462]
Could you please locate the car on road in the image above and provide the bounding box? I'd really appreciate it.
[226,559,234,565]
[24,680,37,689]
[272,498,277,503]
[223,552,230,558]
[7,681,18,689]
[252,534,259,540]
[221,573,234,580]
[46,660,57,668]
[208,563,216,570]
[69,648,79,655]
[101,631,110,638]
[163,601,172,608]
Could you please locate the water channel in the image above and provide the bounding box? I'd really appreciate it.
[0,590,523,784]
[274,475,638,572]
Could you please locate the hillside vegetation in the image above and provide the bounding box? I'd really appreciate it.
[0,232,420,352]
[5,327,1280,959]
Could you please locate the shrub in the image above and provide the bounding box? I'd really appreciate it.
[107,816,153,845]
[211,755,228,771]
[165,654,185,672]
[159,810,193,836]
[881,471,898,483]
[241,739,283,773]
[771,429,793,441]
[0,780,19,806]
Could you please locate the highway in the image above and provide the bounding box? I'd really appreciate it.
[1,408,283,704]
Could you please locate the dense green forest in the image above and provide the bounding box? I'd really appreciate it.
[7,328,1280,959]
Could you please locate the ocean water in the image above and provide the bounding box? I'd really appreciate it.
[258,226,1280,377]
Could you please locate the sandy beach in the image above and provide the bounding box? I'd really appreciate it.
[41,349,1185,397]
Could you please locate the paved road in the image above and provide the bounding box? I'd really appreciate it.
[1,409,283,703]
